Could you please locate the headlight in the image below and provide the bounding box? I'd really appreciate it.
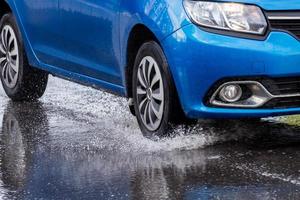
[183,1,268,35]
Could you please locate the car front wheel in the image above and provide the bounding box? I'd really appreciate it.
[132,41,190,138]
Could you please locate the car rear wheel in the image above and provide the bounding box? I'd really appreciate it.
[0,13,48,101]
[132,41,195,138]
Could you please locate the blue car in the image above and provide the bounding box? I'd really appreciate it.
[1,0,300,136]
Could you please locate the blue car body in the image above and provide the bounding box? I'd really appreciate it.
[4,0,300,119]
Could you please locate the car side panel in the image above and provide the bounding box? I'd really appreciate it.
[6,0,126,95]
[58,0,122,85]
[11,0,63,67]
[6,0,191,96]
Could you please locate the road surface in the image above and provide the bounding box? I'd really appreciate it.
[0,77,300,200]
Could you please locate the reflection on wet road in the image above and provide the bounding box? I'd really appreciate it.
[1,77,300,199]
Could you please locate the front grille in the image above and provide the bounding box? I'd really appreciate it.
[263,96,300,109]
[267,12,300,39]
[261,77,300,109]
[261,77,300,95]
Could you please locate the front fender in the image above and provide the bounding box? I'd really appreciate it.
[119,0,191,93]
[120,0,190,42]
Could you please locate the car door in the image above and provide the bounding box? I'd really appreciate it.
[58,0,122,85]
[14,0,62,66]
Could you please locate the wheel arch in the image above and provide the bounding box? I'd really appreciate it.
[0,0,12,18]
[125,24,161,98]
[120,0,191,98]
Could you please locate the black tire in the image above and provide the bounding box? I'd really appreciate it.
[128,102,136,116]
[0,13,48,101]
[132,41,194,138]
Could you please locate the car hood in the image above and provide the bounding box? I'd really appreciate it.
[218,0,300,10]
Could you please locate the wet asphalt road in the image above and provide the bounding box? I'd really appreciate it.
[1,77,300,200]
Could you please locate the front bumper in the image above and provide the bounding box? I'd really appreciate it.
[162,24,300,118]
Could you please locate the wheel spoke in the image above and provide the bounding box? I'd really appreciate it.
[0,44,5,54]
[142,59,148,86]
[148,102,154,127]
[8,34,14,50]
[10,47,18,57]
[150,101,162,120]
[2,62,8,78]
[8,65,14,82]
[0,57,6,64]
[143,101,150,125]
[152,87,163,101]
[9,61,18,72]
[151,73,160,88]
[138,68,147,88]
[1,30,6,50]
[138,97,148,112]
[147,59,154,84]
[9,67,17,86]
[4,28,9,49]
[137,86,146,95]
[5,62,10,81]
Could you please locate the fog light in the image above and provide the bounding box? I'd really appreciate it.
[219,84,242,103]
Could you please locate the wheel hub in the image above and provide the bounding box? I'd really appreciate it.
[136,56,164,131]
[6,54,10,62]
[146,88,152,101]
[0,25,19,88]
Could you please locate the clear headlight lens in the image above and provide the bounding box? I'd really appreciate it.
[183,1,268,35]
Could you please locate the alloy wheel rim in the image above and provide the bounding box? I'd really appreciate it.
[0,25,19,88]
[136,56,164,131]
